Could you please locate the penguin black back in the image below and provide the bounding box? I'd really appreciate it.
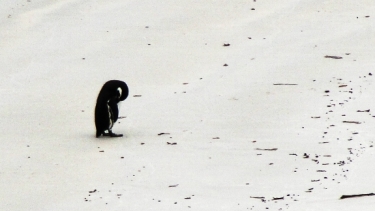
[95,80,129,138]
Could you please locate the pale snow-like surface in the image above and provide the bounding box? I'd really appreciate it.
[1,0,375,210]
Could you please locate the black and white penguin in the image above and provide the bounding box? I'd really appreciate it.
[95,80,129,138]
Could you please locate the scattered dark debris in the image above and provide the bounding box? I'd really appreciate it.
[99,150,104,152]
[158,133,170,136]
[89,189,97,193]
[306,188,313,193]
[223,63,228,66]
[255,148,278,151]
[118,116,126,119]
[325,55,343,59]
[141,143,145,145]
[317,170,326,172]
[311,179,320,182]
[337,161,346,166]
[223,43,230,47]
[339,85,347,87]
[273,83,298,85]
[303,153,309,158]
[272,197,284,201]
[212,137,220,139]
[184,197,191,200]
[340,193,375,200]
[312,159,319,164]
[251,8,255,10]
[169,184,179,188]
[121,157,124,159]
[183,83,189,85]
[357,109,370,112]
[365,16,370,18]
[133,95,142,97]
[311,116,321,119]
[325,90,330,93]
[167,142,177,145]
[289,153,298,156]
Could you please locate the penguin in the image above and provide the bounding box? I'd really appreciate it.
[95,80,129,138]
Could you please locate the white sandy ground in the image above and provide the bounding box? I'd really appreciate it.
[0,0,375,210]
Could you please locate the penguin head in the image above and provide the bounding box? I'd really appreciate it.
[100,80,129,102]
[117,81,129,101]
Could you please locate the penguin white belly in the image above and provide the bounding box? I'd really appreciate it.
[107,104,113,129]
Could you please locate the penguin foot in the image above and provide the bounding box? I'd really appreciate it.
[103,131,123,137]
[110,133,123,137]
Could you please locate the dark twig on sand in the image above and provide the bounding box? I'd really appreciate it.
[325,55,343,59]
[342,121,361,124]
[255,148,278,151]
[273,83,298,85]
[340,193,375,199]
[250,196,265,201]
